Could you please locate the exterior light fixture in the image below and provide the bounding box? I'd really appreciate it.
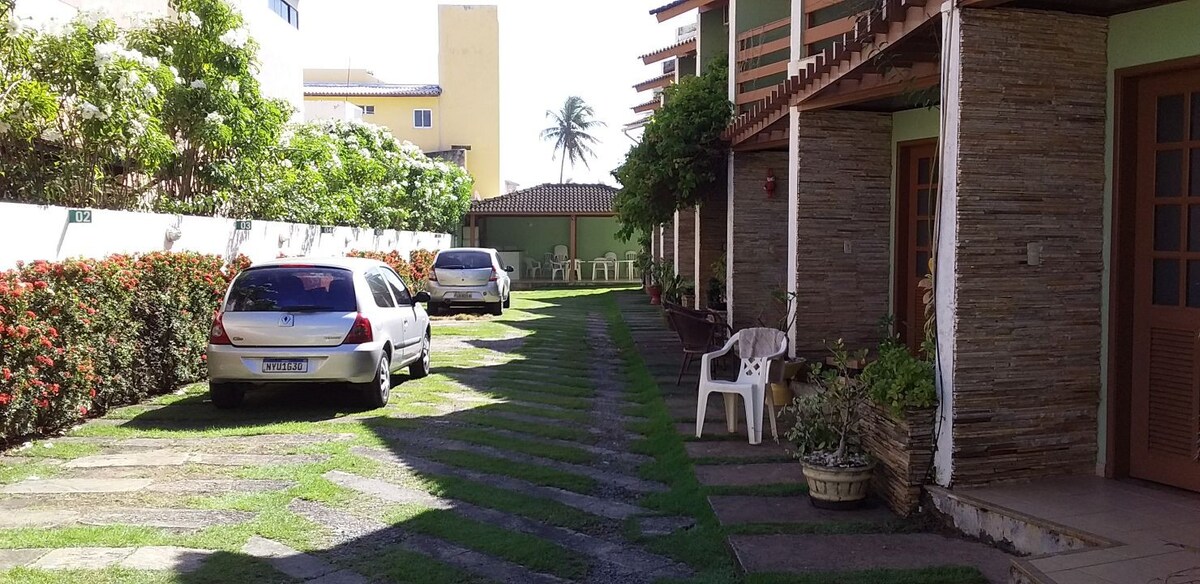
[764,169,777,199]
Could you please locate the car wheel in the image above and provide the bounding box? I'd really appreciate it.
[503,294,511,309]
[361,353,391,408]
[210,382,245,409]
[489,301,503,316]
[409,330,431,379]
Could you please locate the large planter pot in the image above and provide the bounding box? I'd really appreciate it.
[801,460,876,509]
[647,285,663,305]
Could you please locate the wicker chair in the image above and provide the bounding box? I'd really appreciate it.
[665,303,730,386]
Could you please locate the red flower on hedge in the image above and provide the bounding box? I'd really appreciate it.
[0,394,10,405]
[1,368,11,381]
[35,356,54,367]
[79,406,87,415]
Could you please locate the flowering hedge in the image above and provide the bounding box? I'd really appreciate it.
[347,249,437,292]
[0,252,246,440]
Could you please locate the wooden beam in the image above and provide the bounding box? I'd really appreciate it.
[735,59,790,84]
[804,16,857,46]
[569,215,578,282]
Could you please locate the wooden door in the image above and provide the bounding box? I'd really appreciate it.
[1131,67,1200,492]
[896,141,938,352]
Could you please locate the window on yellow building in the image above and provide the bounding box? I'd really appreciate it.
[414,109,433,129]
[360,105,375,115]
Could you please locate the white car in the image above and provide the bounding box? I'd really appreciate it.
[425,247,514,316]
[206,257,431,409]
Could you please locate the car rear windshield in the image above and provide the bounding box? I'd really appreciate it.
[224,267,357,312]
[434,251,492,270]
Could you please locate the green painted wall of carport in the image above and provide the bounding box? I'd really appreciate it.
[477,216,637,276]
[699,7,728,75]
[1099,0,1200,469]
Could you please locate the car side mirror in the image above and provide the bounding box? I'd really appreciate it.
[414,291,431,303]
[504,266,515,273]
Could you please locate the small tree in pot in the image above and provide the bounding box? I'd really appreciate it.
[785,339,874,509]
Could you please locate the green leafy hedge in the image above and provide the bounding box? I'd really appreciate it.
[0,252,247,440]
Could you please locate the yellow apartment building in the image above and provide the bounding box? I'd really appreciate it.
[303,5,501,199]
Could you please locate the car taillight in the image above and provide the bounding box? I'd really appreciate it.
[428,269,438,282]
[342,313,373,345]
[209,313,232,345]
[489,268,498,282]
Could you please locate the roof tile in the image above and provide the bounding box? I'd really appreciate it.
[469,184,617,215]
[303,83,442,98]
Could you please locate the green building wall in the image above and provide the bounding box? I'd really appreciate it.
[478,216,638,273]
[698,8,728,75]
[733,0,791,94]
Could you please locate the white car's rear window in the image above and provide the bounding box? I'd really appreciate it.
[225,267,357,312]
[434,251,492,270]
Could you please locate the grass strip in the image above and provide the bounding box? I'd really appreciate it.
[411,471,606,532]
[444,427,593,464]
[388,506,589,580]
[349,546,488,584]
[425,449,598,494]
[460,413,592,442]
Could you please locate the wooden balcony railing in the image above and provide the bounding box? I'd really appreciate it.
[735,16,791,106]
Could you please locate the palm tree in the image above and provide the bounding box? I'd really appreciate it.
[541,96,605,183]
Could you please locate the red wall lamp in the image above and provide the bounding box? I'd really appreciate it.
[763,169,777,199]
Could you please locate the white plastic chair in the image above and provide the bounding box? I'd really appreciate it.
[604,252,619,280]
[696,328,788,445]
[591,257,610,280]
[524,258,542,279]
[623,251,638,279]
[548,245,570,280]
[569,258,583,281]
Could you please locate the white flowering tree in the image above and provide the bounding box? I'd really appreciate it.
[132,0,289,215]
[0,0,472,233]
[265,120,474,233]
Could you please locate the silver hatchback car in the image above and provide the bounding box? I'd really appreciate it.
[206,257,431,409]
[426,247,514,316]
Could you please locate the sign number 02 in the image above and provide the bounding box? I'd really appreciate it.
[68,209,93,224]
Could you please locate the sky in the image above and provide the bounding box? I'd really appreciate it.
[300,0,680,190]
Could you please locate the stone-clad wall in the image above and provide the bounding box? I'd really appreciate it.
[794,111,893,358]
[662,220,675,268]
[730,151,790,330]
[949,8,1107,486]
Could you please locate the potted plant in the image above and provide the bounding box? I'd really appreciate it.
[785,339,875,509]
[635,249,655,292]
[860,319,936,417]
[761,290,802,406]
[706,254,727,311]
[646,260,666,305]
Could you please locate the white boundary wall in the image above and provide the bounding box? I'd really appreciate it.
[0,202,451,270]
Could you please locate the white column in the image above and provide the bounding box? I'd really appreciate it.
[726,152,736,327]
[785,0,803,357]
[673,210,680,276]
[932,3,960,488]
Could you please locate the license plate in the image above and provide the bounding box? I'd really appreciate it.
[262,359,308,373]
[449,292,476,299]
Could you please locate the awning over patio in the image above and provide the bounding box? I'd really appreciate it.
[464,184,636,282]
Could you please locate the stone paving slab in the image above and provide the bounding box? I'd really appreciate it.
[0,507,253,530]
[377,429,667,494]
[30,547,137,570]
[63,450,327,469]
[694,463,800,487]
[0,549,49,569]
[306,569,371,584]
[677,422,750,439]
[1,478,154,494]
[142,479,294,493]
[119,546,213,572]
[708,495,897,525]
[242,535,338,580]
[728,533,1012,583]
[323,471,691,580]
[684,440,791,461]
[288,498,570,584]
[353,446,645,520]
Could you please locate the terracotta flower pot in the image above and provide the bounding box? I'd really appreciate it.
[648,285,663,305]
[801,460,875,510]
